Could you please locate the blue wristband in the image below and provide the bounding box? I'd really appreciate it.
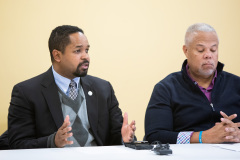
[199,131,203,143]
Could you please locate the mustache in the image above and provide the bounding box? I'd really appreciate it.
[77,60,89,68]
[202,62,213,65]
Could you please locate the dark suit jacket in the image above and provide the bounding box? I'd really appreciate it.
[8,67,123,149]
[0,131,9,150]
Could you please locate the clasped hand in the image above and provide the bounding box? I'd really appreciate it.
[203,111,240,143]
[219,111,240,142]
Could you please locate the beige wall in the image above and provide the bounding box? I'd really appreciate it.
[1,0,240,141]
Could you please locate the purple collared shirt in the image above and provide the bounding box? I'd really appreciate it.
[186,64,217,102]
[176,65,217,144]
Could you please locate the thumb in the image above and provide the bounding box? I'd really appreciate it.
[123,112,128,126]
[60,115,70,129]
[65,115,70,122]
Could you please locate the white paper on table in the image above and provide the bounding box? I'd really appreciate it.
[211,143,240,152]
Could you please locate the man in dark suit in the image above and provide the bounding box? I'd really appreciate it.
[6,25,136,149]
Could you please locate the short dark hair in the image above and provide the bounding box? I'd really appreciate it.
[48,25,84,62]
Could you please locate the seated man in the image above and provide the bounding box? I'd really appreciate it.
[145,23,240,144]
[7,25,136,149]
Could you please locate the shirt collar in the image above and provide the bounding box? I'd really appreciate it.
[52,66,80,94]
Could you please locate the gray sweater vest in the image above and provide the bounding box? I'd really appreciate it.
[58,86,96,147]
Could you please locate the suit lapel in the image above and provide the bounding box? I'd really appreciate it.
[81,76,99,136]
[40,70,99,142]
[41,67,64,129]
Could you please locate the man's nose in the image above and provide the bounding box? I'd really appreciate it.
[81,51,89,60]
[204,50,212,59]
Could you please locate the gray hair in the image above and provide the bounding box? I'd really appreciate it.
[184,23,219,46]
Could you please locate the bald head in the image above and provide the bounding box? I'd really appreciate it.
[185,23,219,47]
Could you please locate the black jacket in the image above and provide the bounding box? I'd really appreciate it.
[145,60,240,144]
[0,131,9,150]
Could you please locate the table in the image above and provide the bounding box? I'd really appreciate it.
[1,144,240,160]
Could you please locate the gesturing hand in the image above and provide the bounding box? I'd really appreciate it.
[55,115,73,147]
[121,112,136,143]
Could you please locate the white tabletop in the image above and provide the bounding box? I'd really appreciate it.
[1,144,240,160]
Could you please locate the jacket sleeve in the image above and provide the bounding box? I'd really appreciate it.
[145,82,179,144]
[107,82,123,145]
[8,84,48,149]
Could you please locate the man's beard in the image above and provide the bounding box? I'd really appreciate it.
[73,60,89,77]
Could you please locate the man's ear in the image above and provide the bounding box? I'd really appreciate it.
[182,45,188,58]
[52,49,61,63]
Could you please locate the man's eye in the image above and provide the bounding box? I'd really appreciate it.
[85,49,89,53]
[210,47,217,52]
[198,50,204,53]
[75,49,81,53]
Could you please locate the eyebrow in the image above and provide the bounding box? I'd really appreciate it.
[196,44,218,47]
[211,44,217,47]
[75,45,90,48]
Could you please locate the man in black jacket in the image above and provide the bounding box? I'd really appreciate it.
[1,25,136,149]
[145,23,240,144]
